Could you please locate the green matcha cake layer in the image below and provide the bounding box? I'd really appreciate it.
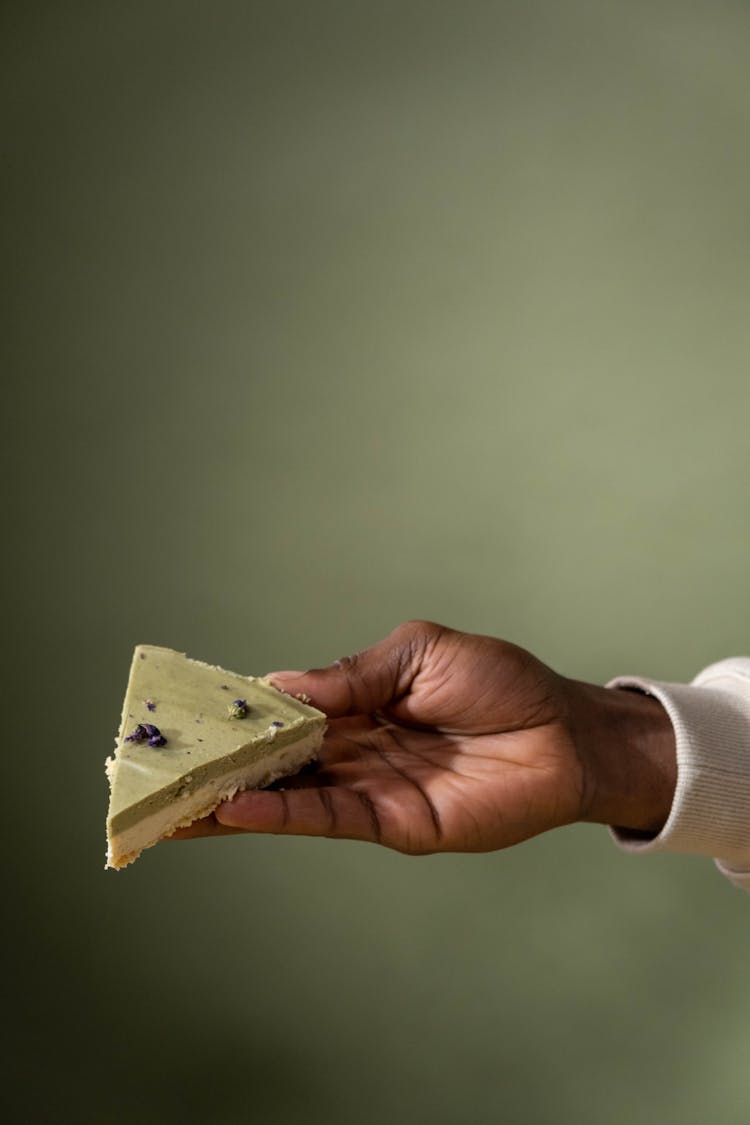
[105,645,326,869]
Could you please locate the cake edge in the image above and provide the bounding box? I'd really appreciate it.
[105,727,323,870]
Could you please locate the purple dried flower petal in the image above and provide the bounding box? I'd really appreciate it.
[125,721,167,748]
[271,721,284,728]
[125,724,149,743]
[144,699,156,712]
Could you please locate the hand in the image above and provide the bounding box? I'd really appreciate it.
[175,621,677,854]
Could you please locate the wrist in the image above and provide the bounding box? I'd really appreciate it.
[564,679,677,834]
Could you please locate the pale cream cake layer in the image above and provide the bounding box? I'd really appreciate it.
[105,645,326,869]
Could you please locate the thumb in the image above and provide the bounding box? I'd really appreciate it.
[267,621,442,717]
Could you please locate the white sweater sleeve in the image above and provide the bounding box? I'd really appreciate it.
[605,658,750,891]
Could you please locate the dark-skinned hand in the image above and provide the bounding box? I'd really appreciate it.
[173,621,676,854]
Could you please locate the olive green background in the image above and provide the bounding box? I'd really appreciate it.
[3,1,749,1122]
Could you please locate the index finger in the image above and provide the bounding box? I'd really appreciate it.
[268,620,445,717]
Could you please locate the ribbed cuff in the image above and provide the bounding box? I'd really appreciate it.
[605,659,750,889]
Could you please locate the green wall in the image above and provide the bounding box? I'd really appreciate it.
[4,2,749,1121]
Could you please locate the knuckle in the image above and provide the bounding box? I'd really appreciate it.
[396,619,443,642]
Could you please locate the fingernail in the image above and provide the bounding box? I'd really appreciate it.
[265,672,309,695]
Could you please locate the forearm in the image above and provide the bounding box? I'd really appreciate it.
[566,659,750,892]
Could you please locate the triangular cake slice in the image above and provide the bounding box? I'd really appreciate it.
[105,645,326,869]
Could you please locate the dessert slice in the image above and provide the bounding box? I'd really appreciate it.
[105,645,326,869]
